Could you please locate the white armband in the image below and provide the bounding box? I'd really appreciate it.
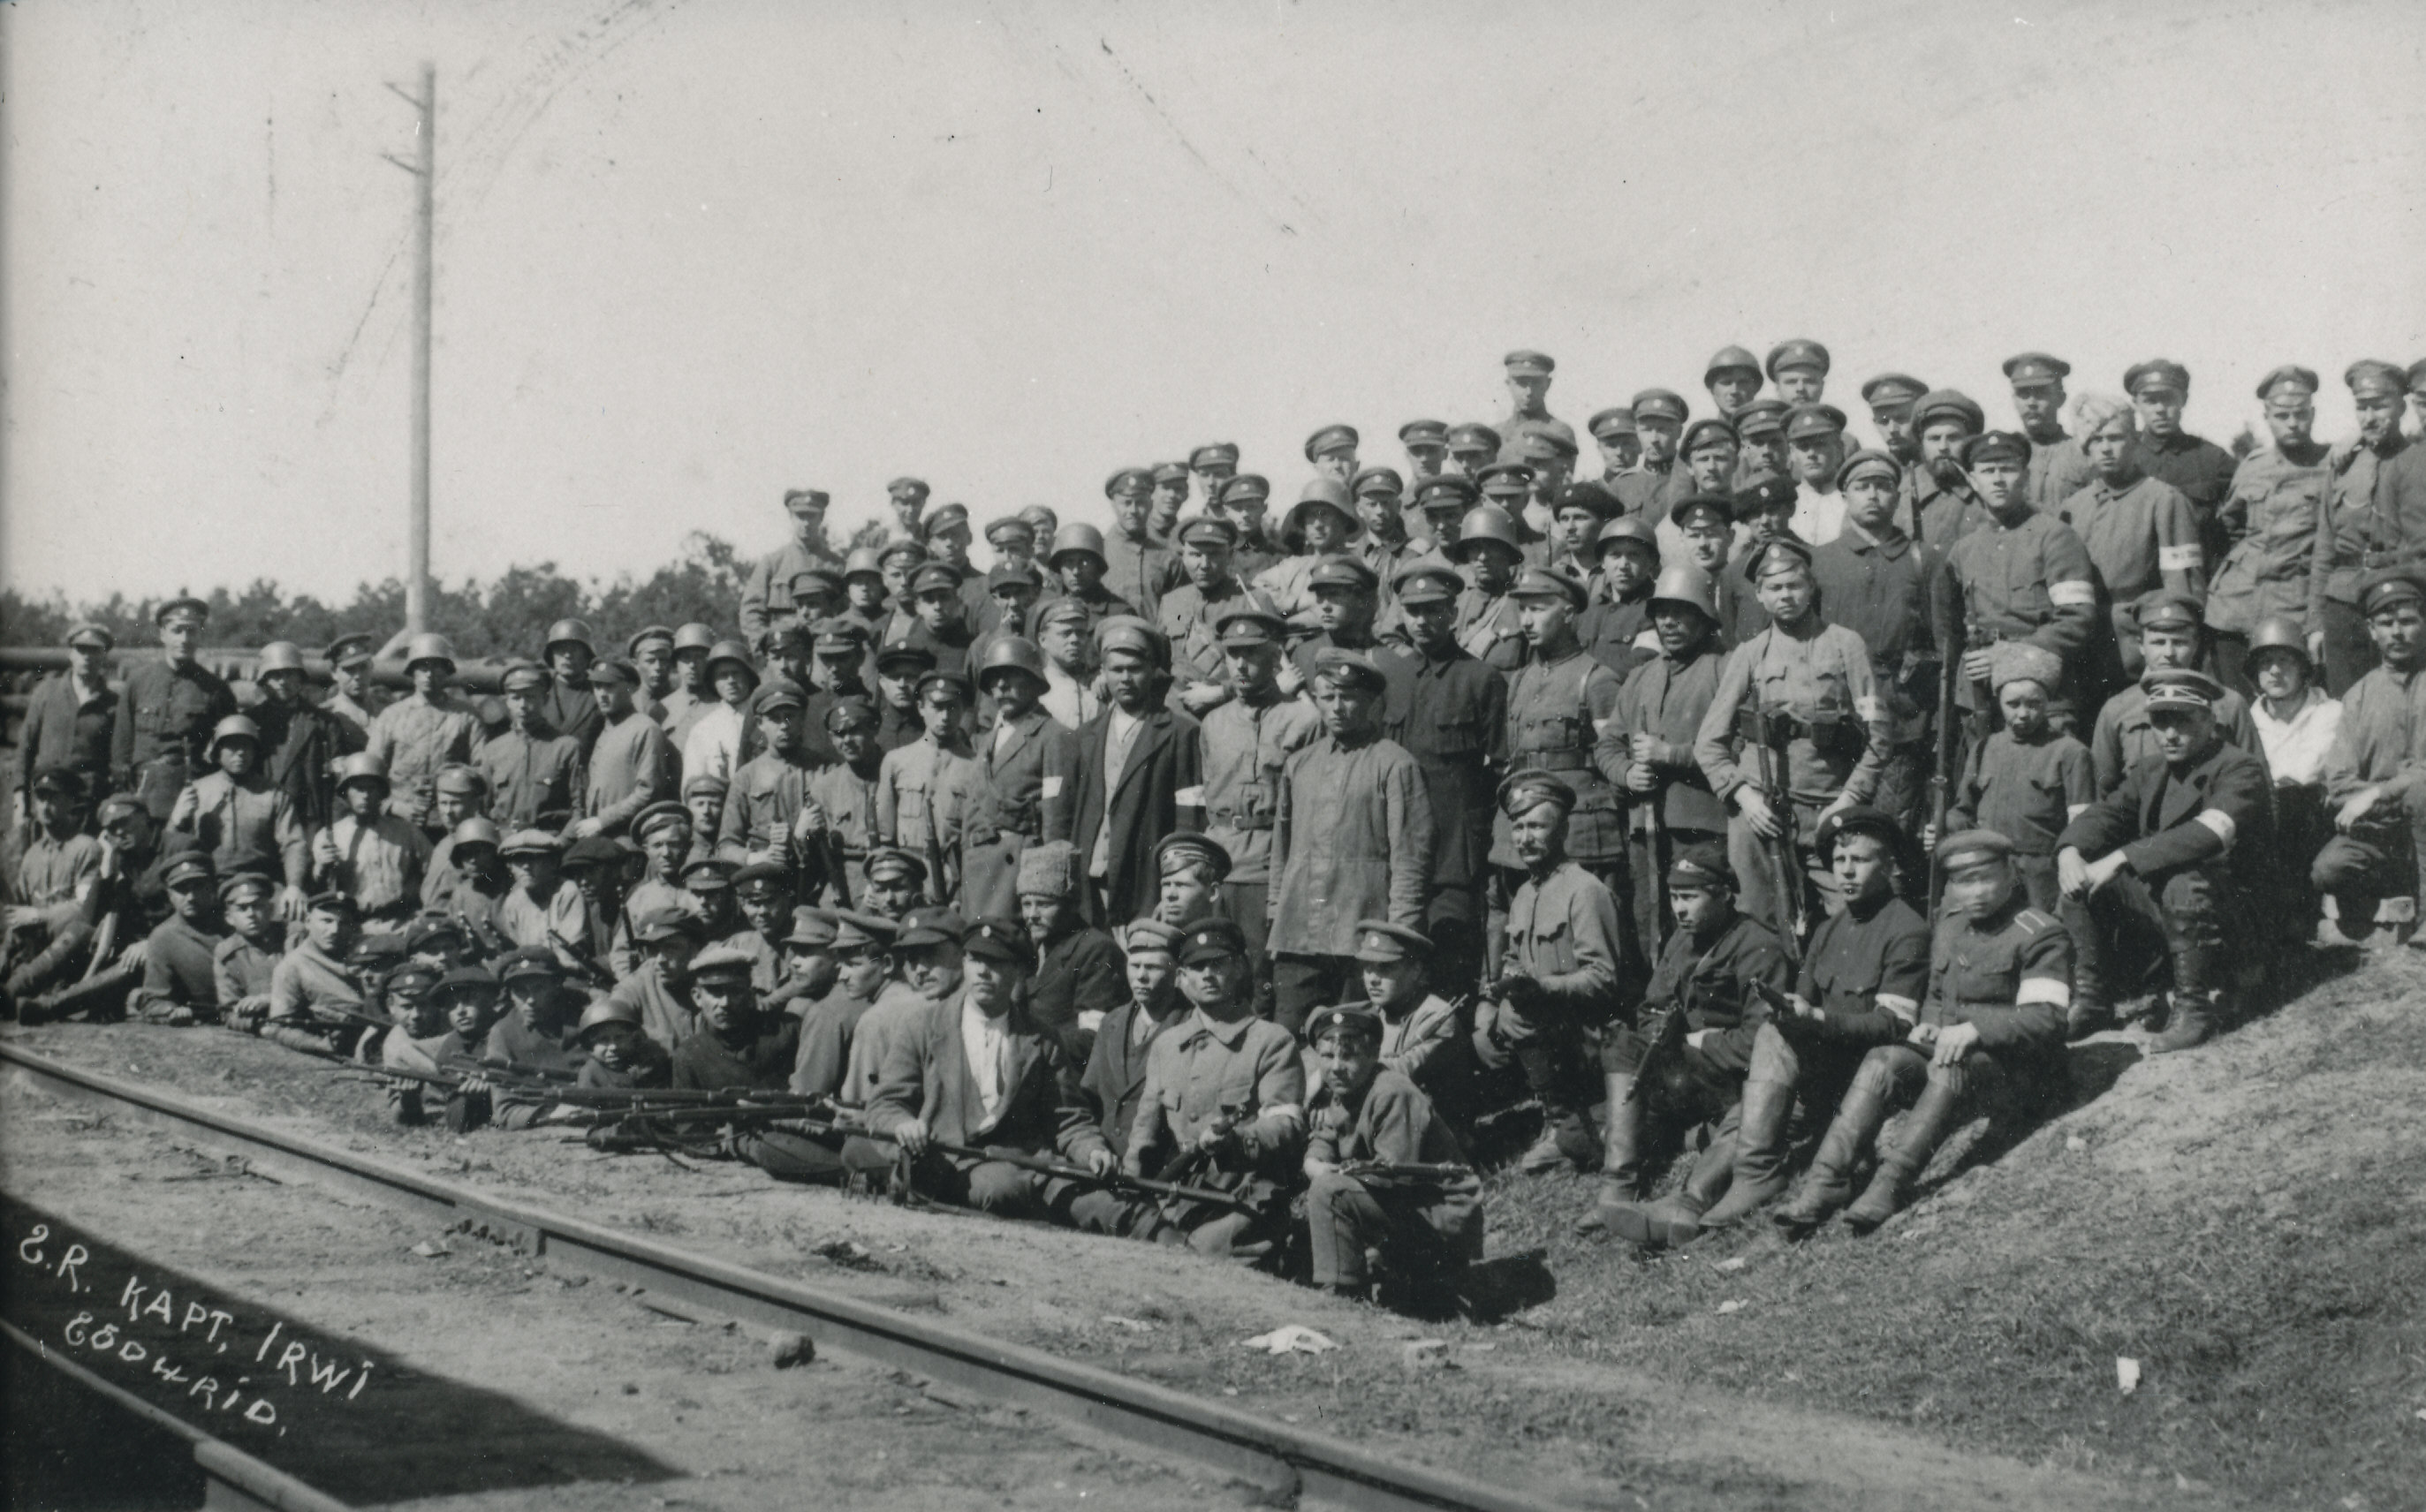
[1175,785,1205,806]
[2157,544,2202,571]
[2066,803,2090,820]
[2048,579,2096,608]
[1875,993,1920,1022]
[2017,977,2071,1008]
[2194,808,2237,847]
[1040,775,1064,799]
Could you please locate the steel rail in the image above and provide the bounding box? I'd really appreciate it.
[0,1042,1549,1512]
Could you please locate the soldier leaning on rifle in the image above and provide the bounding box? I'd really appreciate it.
[1346,919,1477,1134]
[2058,668,2272,1049]
[2308,568,2426,946]
[1584,843,1793,1247]
[1938,643,2093,913]
[2088,593,2268,796]
[866,917,1069,1217]
[1660,808,1932,1240]
[1483,772,1626,1178]
[316,754,432,928]
[1774,828,2071,1237]
[365,634,481,838]
[1600,561,1728,958]
[111,596,238,823]
[1300,1001,1483,1311]
[1693,535,1887,941]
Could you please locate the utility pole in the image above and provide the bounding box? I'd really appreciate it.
[383,65,436,634]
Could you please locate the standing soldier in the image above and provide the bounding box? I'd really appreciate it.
[716,680,818,883]
[112,595,237,821]
[2308,569,2426,947]
[2060,393,2206,683]
[16,622,118,820]
[878,669,978,902]
[1215,475,1282,581]
[1904,389,1990,545]
[1187,442,1240,510]
[1937,433,2103,738]
[1859,373,1929,472]
[1149,463,1192,542]
[739,488,844,656]
[1040,524,1138,635]
[1306,423,1361,486]
[1444,423,1502,479]
[537,619,605,758]
[1398,420,1449,492]
[365,633,481,837]
[1268,648,1436,1032]
[1033,599,1104,731]
[1587,408,1641,488]
[1256,479,1361,617]
[1600,563,1730,955]
[1353,468,1430,595]
[2003,352,2092,512]
[660,624,719,748]
[1781,404,1851,546]
[1447,504,1529,673]
[320,633,387,745]
[627,624,679,724]
[957,638,1079,922]
[1475,464,1544,557]
[1766,339,1830,406]
[168,716,309,909]
[1732,400,1791,488]
[1195,603,1322,1001]
[2208,367,2329,692]
[2058,669,2272,1049]
[251,641,353,837]
[920,503,992,630]
[798,698,886,908]
[1616,390,1692,518]
[1156,515,1259,714]
[1102,469,1174,621]
[839,550,891,645]
[477,662,583,831]
[2122,360,2240,568]
[1812,449,1944,836]
[884,477,929,543]
[573,659,674,840]
[2308,360,2419,693]
[1381,563,1507,996]
[1494,567,1640,993]
[1488,773,1627,1177]
[1702,345,1764,427]
[1497,350,1563,454]
[1693,538,1889,940]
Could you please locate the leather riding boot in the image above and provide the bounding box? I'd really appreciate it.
[1612,1127,1738,1251]
[1514,1043,1597,1175]
[1695,1079,1795,1230]
[26,965,140,1025]
[1844,1077,1964,1234]
[1575,1073,1644,1234]
[1777,1068,1896,1235]
[2150,946,2221,1054]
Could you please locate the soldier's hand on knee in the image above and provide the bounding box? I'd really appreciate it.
[1929,1022,1981,1067]
[2057,847,2092,898]
[1906,1022,1939,1049]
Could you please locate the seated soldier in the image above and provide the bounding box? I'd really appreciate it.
[2242,617,2340,945]
[680,856,744,943]
[1020,839,1126,1063]
[725,862,797,993]
[572,995,673,1092]
[428,965,506,1130]
[841,905,964,1105]
[1112,919,1307,1264]
[2058,669,2273,1049]
[497,829,587,962]
[671,942,801,1094]
[212,872,284,1027]
[762,905,840,1014]
[168,716,310,910]
[371,958,450,1125]
[1053,919,1190,1236]
[607,905,708,1049]
[251,890,372,1056]
[865,917,1067,1215]
[125,850,226,1024]
[1583,843,1792,1246]
[427,815,512,947]
[480,948,590,1128]
[1300,1002,1483,1312]
[559,833,629,979]
[858,846,930,921]
[1775,829,2072,1236]
[1681,808,1930,1238]
[4,767,104,1017]
[2309,569,2426,946]
[1937,643,2094,914]
[789,909,900,1099]
[1349,919,1476,1133]
[317,753,434,926]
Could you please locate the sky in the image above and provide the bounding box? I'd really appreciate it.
[4,0,2423,609]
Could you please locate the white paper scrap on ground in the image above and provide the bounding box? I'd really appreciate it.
[2117,1357,2141,1394]
[1241,1325,1339,1355]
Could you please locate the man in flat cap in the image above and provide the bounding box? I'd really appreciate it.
[111,595,238,821]
[1375,563,1507,996]
[2311,360,2426,692]
[1496,350,1563,452]
[739,488,845,656]
[1269,647,1435,1033]
[2058,668,2272,1049]
[2309,568,2426,946]
[1774,827,2070,1236]
[1937,431,2102,742]
[1487,771,1627,1177]
[2121,360,2239,568]
[15,622,118,825]
[2061,393,2207,684]
[1198,604,1324,1007]
[1072,619,1204,928]
[2206,368,2330,689]
[1156,514,1261,712]
[1693,537,1891,941]
[2002,352,2094,512]
[1102,468,1176,621]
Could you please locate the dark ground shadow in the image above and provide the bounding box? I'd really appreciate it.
[2,1197,676,1508]
[1459,1248,1557,1321]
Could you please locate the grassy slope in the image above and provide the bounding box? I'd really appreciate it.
[1478,943,2426,1508]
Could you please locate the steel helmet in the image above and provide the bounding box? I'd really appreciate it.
[544,618,597,658]
[705,639,759,682]
[1049,522,1108,564]
[1647,563,1721,624]
[843,548,886,580]
[404,631,457,671]
[671,623,717,654]
[1282,477,1362,549]
[977,636,1050,688]
[254,640,307,677]
[1448,504,1524,562]
[333,752,390,787]
[2243,615,2313,675]
[450,816,504,851]
[1595,516,1661,557]
[577,994,643,1037]
[206,714,262,759]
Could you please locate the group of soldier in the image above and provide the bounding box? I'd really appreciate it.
[9,338,2426,1305]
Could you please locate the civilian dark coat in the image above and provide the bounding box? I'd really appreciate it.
[1070,705,1203,927]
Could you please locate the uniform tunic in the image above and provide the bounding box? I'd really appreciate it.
[1911,898,2073,1105]
[2026,434,2095,516]
[1123,1008,1306,1176]
[672,1017,801,1092]
[1694,620,1887,816]
[1302,1067,1482,1284]
[1200,690,1324,888]
[169,773,308,887]
[717,749,817,873]
[130,914,225,1019]
[266,940,362,1024]
[2318,665,2425,807]
[14,831,101,909]
[1452,586,1527,672]
[739,539,847,650]
[609,960,702,1050]
[877,737,978,882]
[2059,470,2206,672]
[212,933,280,1009]
[111,658,237,817]
[2089,684,2268,796]
[1577,591,1656,676]
[1374,992,1474,1121]
[788,979,883,1097]
[1103,533,1175,622]
[1937,508,2100,711]
[1380,644,1507,919]
[2208,442,2329,636]
[1795,894,1929,1044]
[498,879,587,956]
[1156,580,1260,691]
[1619,910,1792,1082]
[1500,860,1624,1026]
[2132,430,2238,543]
[584,713,673,835]
[365,694,481,828]
[475,727,583,831]
[1491,648,1626,866]
[16,672,118,813]
[954,709,1080,921]
[321,813,432,918]
[1270,732,1436,956]
[1812,523,1940,683]
[801,758,882,905]
[1948,729,2095,857]
[1603,645,1729,835]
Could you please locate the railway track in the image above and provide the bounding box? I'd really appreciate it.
[0,1040,1547,1512]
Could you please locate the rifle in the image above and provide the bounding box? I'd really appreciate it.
[1337,1160,1477,1187]
[1928,571,1967,908]
[1747,706,1808,960]
[1632,733,1674,950]
[945,1142,1260,1212]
